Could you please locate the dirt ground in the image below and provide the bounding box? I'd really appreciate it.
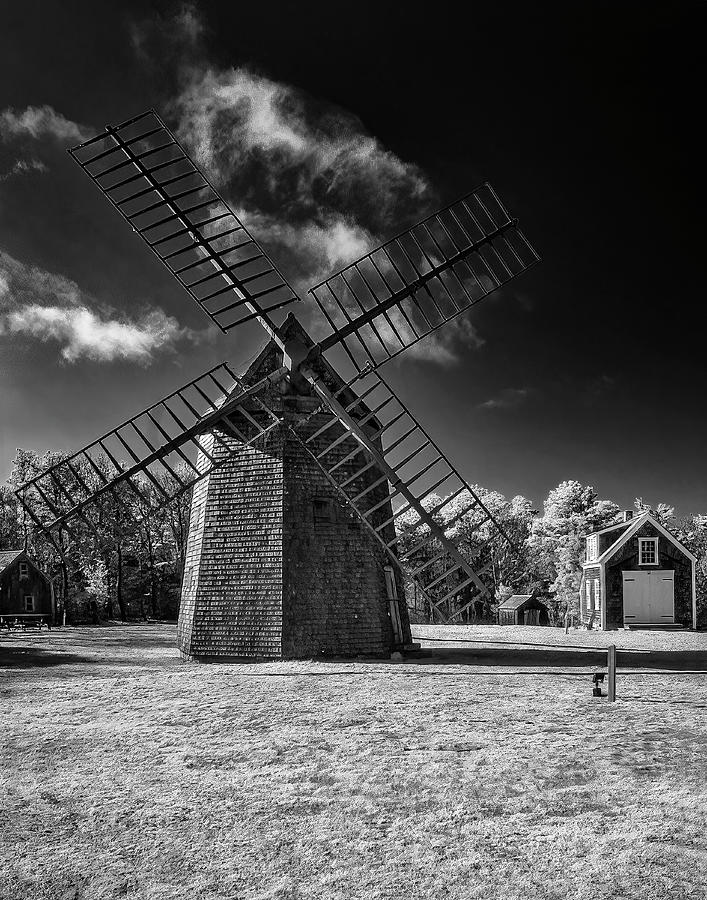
[1,624,706,900]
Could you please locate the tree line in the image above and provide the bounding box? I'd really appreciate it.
[1,448,705,626]
[396,479,707,626]
[1,449,191,623]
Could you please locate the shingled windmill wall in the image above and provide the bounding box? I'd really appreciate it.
[177,317,411,660]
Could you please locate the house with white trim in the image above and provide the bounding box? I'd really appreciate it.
[580,511,696,630]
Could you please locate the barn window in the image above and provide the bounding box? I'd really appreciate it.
[19,562,29,578]
[585,581,592,610]
[593,581,600,611]
[24,595,34,612]
[586,535,598,561]
[638,537,658,565]
[313,498,333,525]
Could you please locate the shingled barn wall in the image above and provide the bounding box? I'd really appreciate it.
[604,521,694,629]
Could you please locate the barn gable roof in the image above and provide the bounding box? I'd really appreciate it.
[0,549,24,574]
[0,549,51,583]
[498,594,533,610]
[594,512,697,565]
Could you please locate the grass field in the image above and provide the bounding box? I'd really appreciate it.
[1,624,706,900]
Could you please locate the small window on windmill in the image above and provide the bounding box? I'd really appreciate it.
[313,498,334,526]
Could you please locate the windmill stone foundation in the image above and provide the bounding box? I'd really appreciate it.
[177,317,412,660]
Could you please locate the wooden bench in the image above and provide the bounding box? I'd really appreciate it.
[0,614,52,631]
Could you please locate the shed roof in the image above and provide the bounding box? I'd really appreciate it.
[594,512,697,565]
[0,549,24,574]
[498,594,533,610]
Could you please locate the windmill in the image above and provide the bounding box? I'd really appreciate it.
[15,110,539,659]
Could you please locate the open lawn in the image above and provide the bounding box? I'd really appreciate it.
[1,624,706,900]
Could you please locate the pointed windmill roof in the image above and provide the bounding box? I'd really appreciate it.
[240,313,365,411]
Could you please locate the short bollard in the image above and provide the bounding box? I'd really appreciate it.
[607,644,616,702]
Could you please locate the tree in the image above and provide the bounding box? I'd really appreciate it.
[396,486,535,621]
[5,447,193,623]
[673,515,707,628]
[634,497,675,524]
[0,485,22,549]
[528,480,619,625]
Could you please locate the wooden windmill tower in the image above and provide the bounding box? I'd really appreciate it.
[16,111,539,659]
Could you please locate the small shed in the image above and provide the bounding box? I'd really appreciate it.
[498,594,549,626]
[581,511,696,630]
[0,550,54,625]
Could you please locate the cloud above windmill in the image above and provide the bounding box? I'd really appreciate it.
[0,249,202,364]
[171,65,433,284]
[161,38,484,365]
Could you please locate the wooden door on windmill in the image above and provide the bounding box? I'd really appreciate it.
[383,566,404,644]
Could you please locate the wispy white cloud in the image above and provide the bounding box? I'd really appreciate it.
[0,105,93,146]
[173,67,430,220]
[478,387,530,410]
[405,316,485,365]
[0,249,202,364]
[131,5,492,368]
[0,158,47,183]
[170,63,434,288]
[3,305,188,364]
[234,206,374,288]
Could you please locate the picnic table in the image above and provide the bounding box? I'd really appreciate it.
[0,614,52,630]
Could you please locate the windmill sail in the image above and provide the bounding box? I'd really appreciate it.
[290,366,509,616]
[309,183,539,374]
[16,363,283,540]
[69,110,300,334]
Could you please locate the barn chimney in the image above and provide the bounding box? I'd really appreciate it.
[623,510,634,522]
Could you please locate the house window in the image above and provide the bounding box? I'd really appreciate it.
[586,535,598,561]
[19,562,29,578]
[313,498,333,526]
[593,581,600,611]
[638,537,658,565]
[24,595,34,612]
[585,581,592,610]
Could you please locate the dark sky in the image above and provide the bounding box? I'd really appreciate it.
[0,0,705,515]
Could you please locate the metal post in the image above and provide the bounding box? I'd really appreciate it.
[607,644,616,702]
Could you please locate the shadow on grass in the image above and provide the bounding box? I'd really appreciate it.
[0,646,90,668]
[409,646,707,671]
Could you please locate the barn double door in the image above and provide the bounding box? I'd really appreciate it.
[622,570,674,625]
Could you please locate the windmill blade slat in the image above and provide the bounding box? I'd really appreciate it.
[69,110,300,334]
[309,183,539,374]
[15,362,284,539]
[289,365,510,610]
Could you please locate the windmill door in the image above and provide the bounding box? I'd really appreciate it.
[622,571,674,625]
